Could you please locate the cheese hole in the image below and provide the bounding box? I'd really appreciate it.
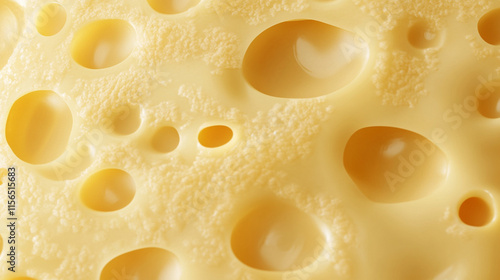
[112,105,141,135]
[147,0,200,14]
[407,20,442,49]
[478,9,500,45]
[6,90,73,165]
[231,202,325,271]
[100,247,181,280]
[0,1,21,70]
[343,127,448,203]
[198,125,233,148]
[35,3,66,36]
[459,197,493,227]
[151,126,180,153]
[80,169,135,212]
[243,20,368,98]
[71,19,136,69]
[477,87,500,118]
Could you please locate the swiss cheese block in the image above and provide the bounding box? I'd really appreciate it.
[1,0,500,279]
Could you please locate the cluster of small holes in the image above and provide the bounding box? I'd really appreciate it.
[3,1,500,279]
[100,247,181,280]
[35,3,66,36]
[147,0,200,14]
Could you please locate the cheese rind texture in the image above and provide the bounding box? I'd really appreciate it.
[0,0,500,279]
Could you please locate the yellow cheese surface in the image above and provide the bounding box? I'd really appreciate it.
[0,0,500,279]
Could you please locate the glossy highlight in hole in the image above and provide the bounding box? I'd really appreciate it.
[71,19,137,69]
[100,247,181,280]
[6,90,73,165]
[231,201,325,271]
[80,169,136,212]
[243,20,369,98]
[343,126,448,203]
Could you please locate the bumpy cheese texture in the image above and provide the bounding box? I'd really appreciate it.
[0,0,500,279]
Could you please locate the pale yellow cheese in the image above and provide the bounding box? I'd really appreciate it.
[0,0,499,279]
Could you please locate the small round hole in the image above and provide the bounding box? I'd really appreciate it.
[198,125,233,148]
[459,197,493,227]
[80,169,136,212]
[112,105,141,135]
[36,3,66,36]
[151,126,180,153]
[407,20,442,49]
[478,8,500,45]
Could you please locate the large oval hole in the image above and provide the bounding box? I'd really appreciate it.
[6,90,73,165]
[343,126,449,203]
[231,201,325,271]
[100,247,181,280]
[71,19,137,69]
[243,20,368,98]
